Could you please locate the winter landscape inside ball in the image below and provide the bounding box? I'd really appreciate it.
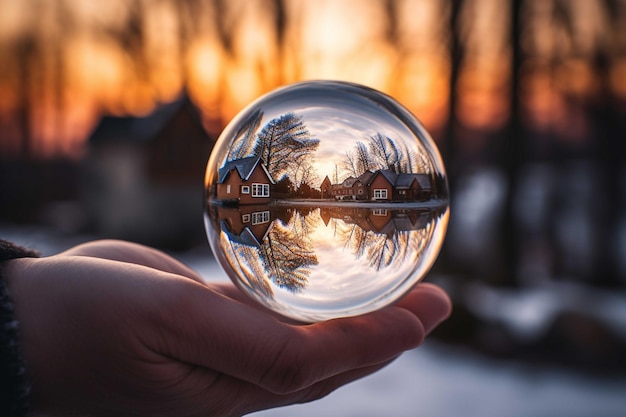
[204,80,449,322]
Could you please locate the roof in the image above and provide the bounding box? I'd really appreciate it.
[375,169,398,186]
[357,170,376,184]
[329,169,431,190]
[217,156,276,184]
[342,177,358,187]
[88,93,202,144]
[396,173,432,190]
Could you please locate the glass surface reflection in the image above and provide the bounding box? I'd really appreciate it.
[204,81,449,322]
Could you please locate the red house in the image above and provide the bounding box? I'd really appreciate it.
[217,156,275,204]
[322,169,432,202]
[394,173,432,201]
[368,170,396,201]
[321,171,374,200]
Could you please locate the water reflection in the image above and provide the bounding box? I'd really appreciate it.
[205,203,448,322]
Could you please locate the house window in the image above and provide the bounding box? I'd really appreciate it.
[252,183,270,197]
[373,189,388,199]
[242,214,250,223]
[252,211,270,225]
[241,185,250,194]
[226,184,231,194]
[373,209,388,216]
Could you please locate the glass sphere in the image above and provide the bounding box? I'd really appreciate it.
[204,80,449,322]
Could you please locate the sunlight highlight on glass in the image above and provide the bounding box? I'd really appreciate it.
[204,81,449,322]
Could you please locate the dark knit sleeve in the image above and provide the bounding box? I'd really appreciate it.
[0,240,40,417]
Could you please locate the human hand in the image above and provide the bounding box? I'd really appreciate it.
[4,240,451,417]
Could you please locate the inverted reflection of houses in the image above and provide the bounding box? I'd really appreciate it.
[319,207,433,236]
[377,210,432,235]
[218,213,274,299]
[217,156,275,204]
[217,205,274,246]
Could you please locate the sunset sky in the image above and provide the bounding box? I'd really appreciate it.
[0,0,624,159]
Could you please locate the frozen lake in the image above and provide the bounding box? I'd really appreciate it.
[3,225,626,417]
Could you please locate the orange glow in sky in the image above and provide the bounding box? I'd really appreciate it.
[0,0,623,158]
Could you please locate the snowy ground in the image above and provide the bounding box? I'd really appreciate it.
[251,343,626,417]
[3,225,626,417]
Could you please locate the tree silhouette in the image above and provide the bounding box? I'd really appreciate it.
[355,141,375,174]
[291,158,319,194]
[333,210,438,272]
[253,112,320,181]
[257,212,318,292]
[220,231,274,299]
[225,108,264,161]
[369,133,402,173]
[341,133,429,182]
[343,150,360,178]
[273,175,294,197]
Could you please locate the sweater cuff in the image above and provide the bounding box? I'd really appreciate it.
[0,240,41,417]
[0,279,30,416]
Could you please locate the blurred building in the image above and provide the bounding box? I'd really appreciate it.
[82,94,214,248]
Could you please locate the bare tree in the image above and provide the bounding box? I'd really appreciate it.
[292,161,318,189]
[369,133,404,173]
[355,141,374,173]
[259,212,318,292]
[343,150,360,178]
[225,109,264,161]
[254,112,319,180]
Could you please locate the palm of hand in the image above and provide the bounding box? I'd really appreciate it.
[5,240,451,417]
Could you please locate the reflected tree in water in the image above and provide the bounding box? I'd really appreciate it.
[220,230,274,298]
[258,212,318,292]
[221,210,318,294]
[331,211,438,272]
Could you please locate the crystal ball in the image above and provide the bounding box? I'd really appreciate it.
[204,80,449,322]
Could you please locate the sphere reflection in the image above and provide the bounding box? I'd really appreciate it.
[204,80,449,322]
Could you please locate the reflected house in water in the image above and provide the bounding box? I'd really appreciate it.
[217,156,275,204]
[321,169,432,201]
[216,205,279,247]
[207,201,443,299]
[319,206,432,236]
[213,204,435,250]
